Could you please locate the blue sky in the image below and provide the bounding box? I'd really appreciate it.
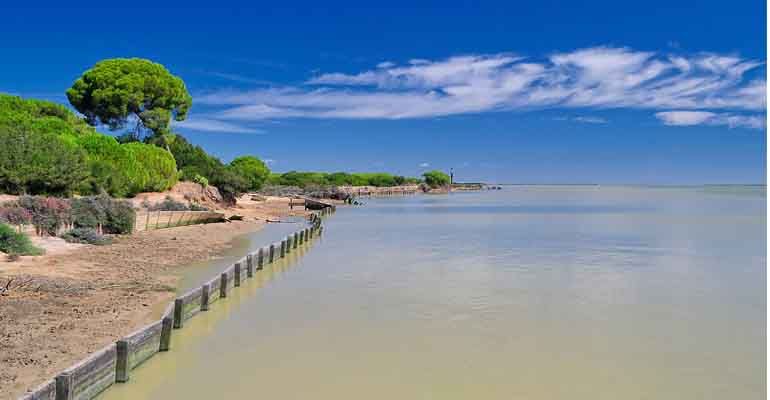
[1,1,766,183]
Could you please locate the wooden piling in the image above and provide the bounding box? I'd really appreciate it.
[220,273,228,298]
[159,315,172,351]
[234,263,241,287]
[201,283,210,311]
[246,255,254,277]
[115,340,130,382]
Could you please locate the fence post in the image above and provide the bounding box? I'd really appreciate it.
[116,340,130,382]
[293,232,299,249]
[281,239,287,256]
[257,248,264,269]
[55,372,73,400]
[234,263,241,287]
[201,283,210,311]
[160,315,173,351]
[246,255,254,278]
[269,244,275,263]
[173,299,184,329]
[220,273,228,298]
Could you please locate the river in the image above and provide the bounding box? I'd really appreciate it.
[102,186,766,400]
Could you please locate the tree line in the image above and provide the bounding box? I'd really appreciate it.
[0,58,446,204]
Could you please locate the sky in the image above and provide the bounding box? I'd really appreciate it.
[1,1,766,184]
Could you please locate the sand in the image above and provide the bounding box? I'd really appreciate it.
[0,194,311,400]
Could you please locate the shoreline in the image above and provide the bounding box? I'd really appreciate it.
[0,196,312,400]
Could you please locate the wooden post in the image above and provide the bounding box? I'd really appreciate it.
[220,273,228,298]
[201,283,210,311]
[160,315,173,351]
[293,232,299,249]
[269,244,275,263]
[116,340,130,382]
[55,373,73,400]
[173,299,184,329]
[257,248,264,269]
[234,263,241,287]
[281,239,287,256]
[246,255,254,278]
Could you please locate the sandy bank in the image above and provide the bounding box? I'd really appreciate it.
[0,195,310,400]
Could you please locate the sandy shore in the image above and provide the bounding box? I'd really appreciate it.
[0,195,311,400]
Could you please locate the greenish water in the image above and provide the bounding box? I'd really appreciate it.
[103,186,766,400]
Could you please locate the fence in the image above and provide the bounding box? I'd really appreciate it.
[134,211,225,232]
[18,205,336,400]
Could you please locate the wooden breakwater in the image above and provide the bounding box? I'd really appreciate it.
[17,205,337,400]
[134,210,226,232]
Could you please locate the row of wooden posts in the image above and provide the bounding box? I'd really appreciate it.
[19,205,337,400]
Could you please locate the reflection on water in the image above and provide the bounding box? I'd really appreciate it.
[102,186,766,400]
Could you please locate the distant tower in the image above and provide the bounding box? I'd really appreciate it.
[450,168,454,185]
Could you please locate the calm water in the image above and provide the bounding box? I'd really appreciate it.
[103,186,766,400]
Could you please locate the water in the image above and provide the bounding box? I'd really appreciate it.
[103,186,766,400]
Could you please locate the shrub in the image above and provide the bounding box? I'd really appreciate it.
[0,124,89,195]
[13,196,72,236]
[70,196,108,229]
[192,174,208,187]
[422,170,451,188]
[169,134,247,202]
[189,203,209,211]
[147,196,189,211]
[0,207,33,226]
[0,223,43,257]
[101,198,136,234]
[123,143,179,192]
[229,156,270,191]
[60,227,111,245]
[76,133,148,197]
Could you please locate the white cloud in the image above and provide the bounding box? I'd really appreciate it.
[195,46,766,129]
[556,116,608,124]
[172,118,264,134]
[419,162,430,168]
[264,159,276,165]
[655,110,765,129]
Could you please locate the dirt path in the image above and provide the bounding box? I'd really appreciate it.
[0,195,310,400]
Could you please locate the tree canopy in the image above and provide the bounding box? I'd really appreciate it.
[422,170,451,188]
[66,58,192,141]
[229,156,271,191]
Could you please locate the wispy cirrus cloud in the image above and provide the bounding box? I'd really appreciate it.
[172,118,264,134]
[555,116,609,124]
[655,111,765,129]
[195,46,766,129]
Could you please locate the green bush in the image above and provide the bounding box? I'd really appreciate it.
[0,124,89,195]
[102,199,135,234]
[60,227,111,245]
[0,94,95,139]
[422,170,451,188]
[192,174,208,187]
[0,223,43,256]
[123,142,178,192]
[76,133,149,197]
[229,156,270,191]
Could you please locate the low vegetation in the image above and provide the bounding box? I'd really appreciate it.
[143,196,209,211]
[1,195,136,235]
[422,170,451,188]
[0,223,43,257]
[60,227,112,245]
[268,171,420,188]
